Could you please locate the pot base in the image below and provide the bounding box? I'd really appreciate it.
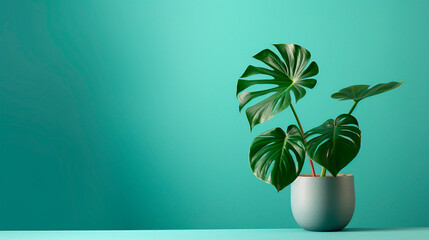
[291,175,355,232]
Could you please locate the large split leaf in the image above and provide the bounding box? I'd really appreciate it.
[237,44,319,130]
[305,114,361,177]
[249,125,306,191]
[331,80,402,102]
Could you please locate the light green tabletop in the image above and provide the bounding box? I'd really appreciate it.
[1,228,428,240]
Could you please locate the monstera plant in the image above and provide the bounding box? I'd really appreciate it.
[237,43,402,191]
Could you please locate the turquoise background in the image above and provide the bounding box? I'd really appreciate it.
[0,0,428,230]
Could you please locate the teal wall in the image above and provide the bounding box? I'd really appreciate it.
[0,0,428,230]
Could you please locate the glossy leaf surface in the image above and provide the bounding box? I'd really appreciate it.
[249,125,306,191]
[237,44,319,130]
[305,114,361,177]
[331,80,402,102]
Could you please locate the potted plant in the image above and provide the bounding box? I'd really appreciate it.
[236,44,402,231]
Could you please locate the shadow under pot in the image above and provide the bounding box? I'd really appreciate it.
[291,174,355,231]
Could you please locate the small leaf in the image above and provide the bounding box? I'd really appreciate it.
[249,125,306,191]
[237,44,319,130]
[331,80,402,102]
[305,114,361,176]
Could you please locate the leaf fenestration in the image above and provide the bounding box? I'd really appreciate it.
[249,125,306,191]
[237,44,319,130]
[305,114,361,176]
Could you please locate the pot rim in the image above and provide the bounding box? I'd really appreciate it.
[298,174,353,177]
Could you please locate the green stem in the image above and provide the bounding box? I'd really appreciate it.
[290,104,316,177]
[321,100,360,177]
[290,104,305,134]
[348,101,358,115]
[320,167,326,177]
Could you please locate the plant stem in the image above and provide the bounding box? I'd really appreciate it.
[320,101,360,177]
[348,101,358,114]
[290,104,305,134]
[290,104,316,177]
[320,167,326,177]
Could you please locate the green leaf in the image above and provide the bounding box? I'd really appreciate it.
[237,44,319,130]
[305,114,361,177]
[331,80,403,102]
[249,125,306,192]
